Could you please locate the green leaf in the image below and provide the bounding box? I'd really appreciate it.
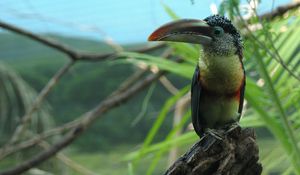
[252,44,300,173]
[146,110,193,175]
[133,86,190,164]
[124,132,196,161]
[121,52,194,79]
[162,3,180,20]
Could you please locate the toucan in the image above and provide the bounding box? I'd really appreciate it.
[148,15,245,137]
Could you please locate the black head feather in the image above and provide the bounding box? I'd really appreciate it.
[204,15,243,58]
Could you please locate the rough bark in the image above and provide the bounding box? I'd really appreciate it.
[164,126,262,175]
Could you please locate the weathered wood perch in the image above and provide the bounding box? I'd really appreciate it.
[164,126,262,175]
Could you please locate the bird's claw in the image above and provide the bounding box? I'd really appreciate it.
[205,128,223,140]
[200,123,241,151]
[199,129,223,151]
[225,122,240,134]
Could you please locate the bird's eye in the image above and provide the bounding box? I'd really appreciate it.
[213,27,224,36]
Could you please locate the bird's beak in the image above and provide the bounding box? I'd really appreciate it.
[148,19,213,45]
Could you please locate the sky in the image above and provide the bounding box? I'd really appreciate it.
[0,0,290,44]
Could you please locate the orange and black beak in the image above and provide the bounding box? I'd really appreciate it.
[148,19,213,45]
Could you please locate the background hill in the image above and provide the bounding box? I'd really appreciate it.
[0,33,188,151]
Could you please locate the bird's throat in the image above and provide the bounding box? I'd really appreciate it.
[198,53,244,94]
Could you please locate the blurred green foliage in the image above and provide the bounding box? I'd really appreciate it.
[0,33,189,151]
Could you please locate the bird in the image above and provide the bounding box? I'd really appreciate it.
[148,15,245,138]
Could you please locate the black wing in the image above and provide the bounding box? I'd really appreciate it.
[191,65,203,137]
[237,69,246,120]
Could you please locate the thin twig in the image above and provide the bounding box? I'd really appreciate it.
[78,44,166,62]
[157,48,179,95]
[159,76,179,95]
[8,60,75,145]
[0,120,78,160]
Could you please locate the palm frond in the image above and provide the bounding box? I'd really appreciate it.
[0,62,53,144]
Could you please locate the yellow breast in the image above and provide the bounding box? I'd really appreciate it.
[198,54,244,94]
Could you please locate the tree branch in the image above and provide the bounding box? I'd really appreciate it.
[0,121,75,160]
[258,1,300,21]
[0,70,165,175]
[0,19,165,61]
[0,127,79,175]
[0,20,167,151]
[164,127,262,175]
[0,20,80,59]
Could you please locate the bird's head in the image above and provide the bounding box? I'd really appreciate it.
[148,15,243,59]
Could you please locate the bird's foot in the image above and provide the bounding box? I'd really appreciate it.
[205,128,224,140]
[200,125,241,151]
[225,122,240,134]
[200,129,224,151]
